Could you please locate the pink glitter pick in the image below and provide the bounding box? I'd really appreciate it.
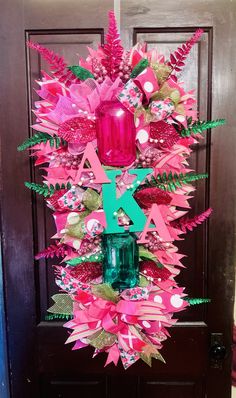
[140,260,171,281]
[149,121,179,150]
[70,262,102,283]
[58,116,96,144]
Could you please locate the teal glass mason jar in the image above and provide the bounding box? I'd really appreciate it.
[102,232,139,291]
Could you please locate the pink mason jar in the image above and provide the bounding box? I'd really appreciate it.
[95,100,136,167]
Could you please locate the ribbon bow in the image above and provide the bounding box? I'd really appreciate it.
[117,66,159,113]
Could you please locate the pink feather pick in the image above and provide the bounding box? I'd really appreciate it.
[35,241,69,260]
[101,11,124,81]
[171,208,213,233]
[27,41,79,86]
[168,29,204,80]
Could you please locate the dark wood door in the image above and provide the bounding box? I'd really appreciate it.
[0,1,235,397]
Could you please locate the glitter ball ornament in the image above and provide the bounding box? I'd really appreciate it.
[134,147,161,168]
[91,58,108,82]
[118,52,132,82]
[149,121,180,149]
[143,232,163,251]
[58,116,96,144]
[50,151,81,169]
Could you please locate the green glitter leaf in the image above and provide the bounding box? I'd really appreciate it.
[185,297,211,306]
[68,65,94,80]
[45,313,73,321]
[24,181,72,197]
[17,132,62,151]
[130,59,149,78]
[66,252,104,266]
[143,172,208,192]
[25,181,50,197]
[180,119,226,137]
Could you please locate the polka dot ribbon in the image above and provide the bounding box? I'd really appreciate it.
[117,66,159,114]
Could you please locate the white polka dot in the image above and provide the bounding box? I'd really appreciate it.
[136,129,149,144]
[73,240,81,249]
[144,81,154,93]
[175,115,186,123]
[154,295,163,304]
[135,117,140,128]
[67,212,80,225]
[87,218,99,231]
[170,294,183,308]
[142,321,151,328]
[95,320,102,328]
[60,229,68,234]
[138,68,147,76]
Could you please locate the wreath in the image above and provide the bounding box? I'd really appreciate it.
[19,11,225,369]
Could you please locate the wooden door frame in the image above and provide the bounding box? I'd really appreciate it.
[0,241,10,398]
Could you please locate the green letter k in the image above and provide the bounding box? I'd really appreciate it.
[102,168,152,234]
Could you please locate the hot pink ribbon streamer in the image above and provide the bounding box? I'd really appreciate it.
[105,344,120,367]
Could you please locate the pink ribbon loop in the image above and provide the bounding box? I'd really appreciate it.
[117,66,160,113]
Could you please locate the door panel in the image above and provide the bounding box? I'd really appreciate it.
[1,1,235,397]
[41,376,107,398]
[140,380,203,398]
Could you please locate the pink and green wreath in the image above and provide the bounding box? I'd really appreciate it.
[19,11,225,369]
